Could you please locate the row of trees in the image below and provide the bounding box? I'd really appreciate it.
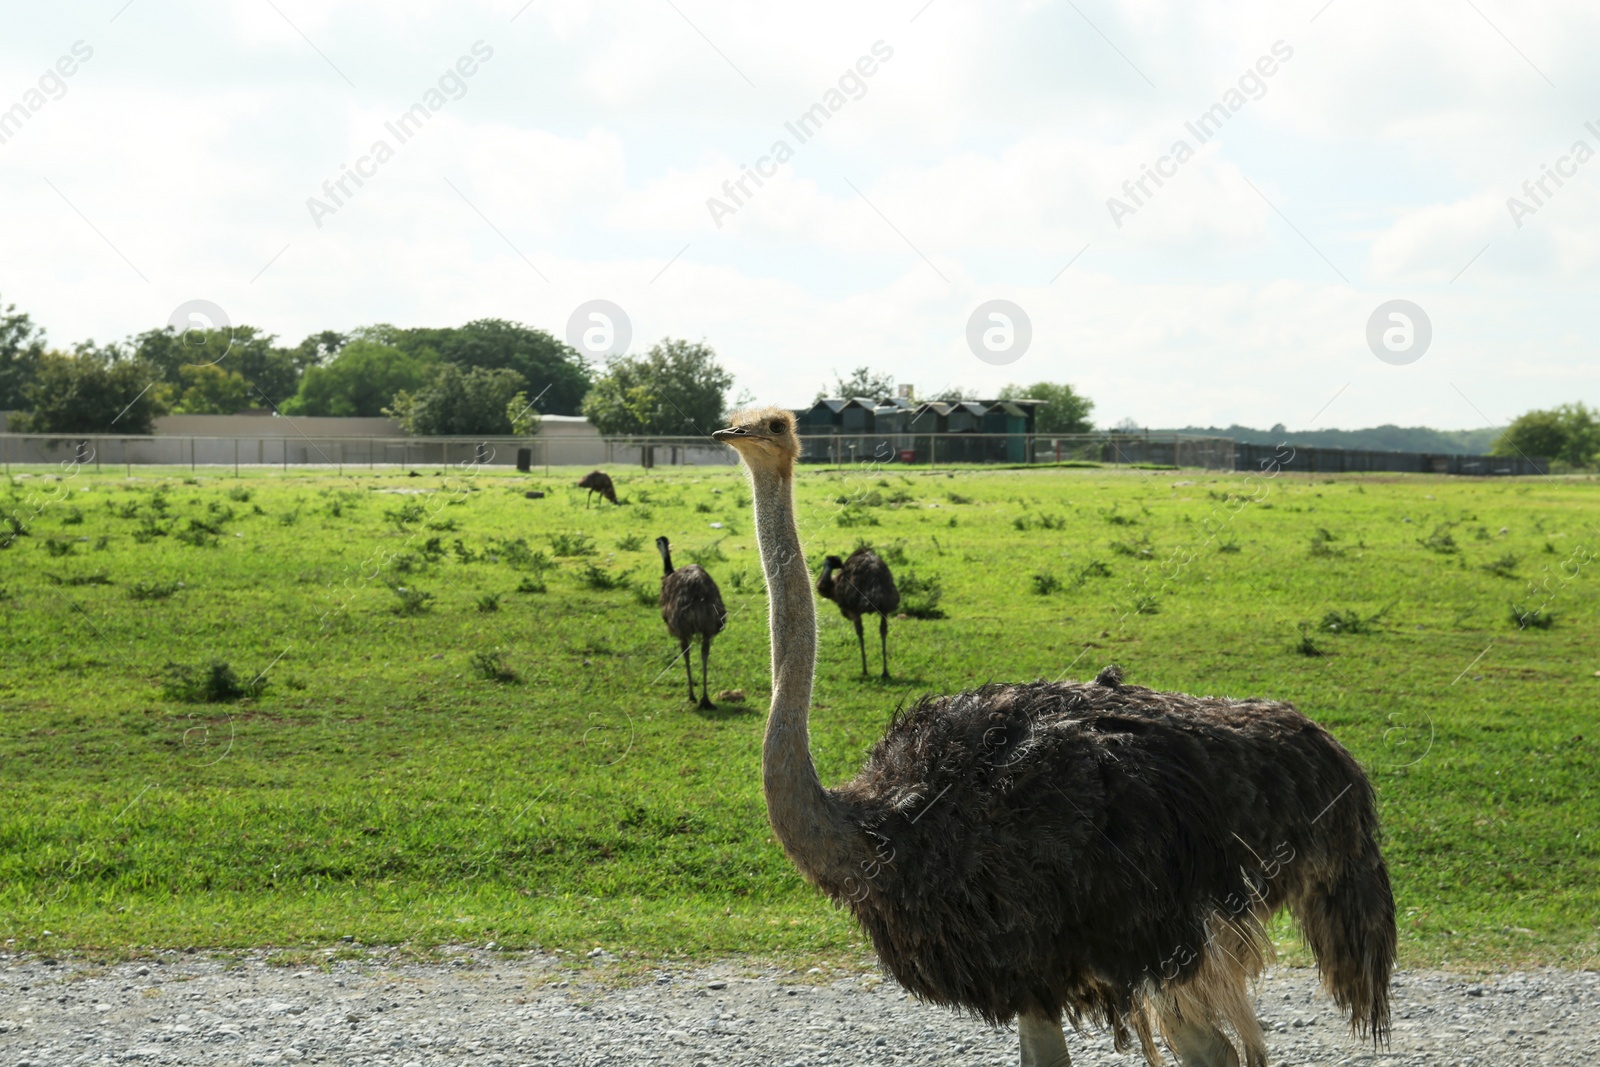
[0,295,733,436]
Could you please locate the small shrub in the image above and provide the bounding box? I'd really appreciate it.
[898,570,944,618]
[515,575,546,594]
[1131,592,1161,615]
[53,572,112,587]
[1217,538,1241,554]
[277,507,301,527]
[694,502,713,514]
[579,562,628,591]
[1031,573,1062,595]
[188,515,226,536]
[726,567,751,592]
[616,533,645,552]
[946,492,971,505]
[132,518,169,543]
[476,592,501,613]
[837,505,880,528]
[162,660,266,703]
[42,537,76,557]
[1318,609,1376,635]
[632,582,660,607]
[391,552,423,574]
[61,507,84,526]
[130,580,185,601]
[685,541,727,566]
[452,539,479,564]
[1509,603,1553,630]
[174,526,218,548]
[1481,553,1519,578]
[110,501,140,520]
[549,531,596,557]
[1074,559,1113,584]
[206,502,235,520]
[1109,535,1154,559]
[387,582,434,614]
[1101,505,1138,526]
[385,502,426,529]
[1418,524,1459,555]
[426,518,458,532]
[469,649,518,683]
[1292,624,1322,656]
[420,537,447,563]
[227,487,252,503]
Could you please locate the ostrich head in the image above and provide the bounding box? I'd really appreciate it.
[712,407,800,475]
[821,554,843,574]
[655,535,673,574]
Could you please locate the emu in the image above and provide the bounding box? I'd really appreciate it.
[817,548,900,678]
[714,407,1396,1067]
[577,469,617,507]
[656,536,726,710]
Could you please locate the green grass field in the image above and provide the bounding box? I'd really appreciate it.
[0,460,1596,971]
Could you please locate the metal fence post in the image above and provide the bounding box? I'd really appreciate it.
[234,440,239,478]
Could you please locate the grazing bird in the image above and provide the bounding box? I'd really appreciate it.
[714,407,1395,1067]
[656,536,726,710]
[577,469,618,507]
[817,549,900,678]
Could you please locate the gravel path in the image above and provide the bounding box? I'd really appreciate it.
[1,948,1595,1065]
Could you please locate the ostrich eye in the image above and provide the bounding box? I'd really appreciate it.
[768,419,784,434]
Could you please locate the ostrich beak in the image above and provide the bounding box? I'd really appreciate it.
[711,426,745,442]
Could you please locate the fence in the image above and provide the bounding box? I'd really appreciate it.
[0,431,1547,477]
[1233,442,1548,476]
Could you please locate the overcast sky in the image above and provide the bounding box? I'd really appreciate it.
[1,0,1596,428]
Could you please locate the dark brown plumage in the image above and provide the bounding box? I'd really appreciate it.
[826,666,1395,1063]
[817,548,900,678]
[656,536,726,709]
[577,469,617,507]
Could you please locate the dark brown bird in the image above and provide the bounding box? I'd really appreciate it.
[657,536,726,710]
[817,548,900,678]
[577,469,617,507]
[715,407,1396,1067]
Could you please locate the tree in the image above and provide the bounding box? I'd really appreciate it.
[0,298,46,411]
[282,340,435,417]
[11,345,169,434]
[582,338,734,435]
[132,324,300,408]
[386,363,528,435]
[506,392,542,436]
[818,366,895,401]
[1494,403,1599,468]
[1000,381,1096,435]
[391,319,591,415]
[172,364,251,414]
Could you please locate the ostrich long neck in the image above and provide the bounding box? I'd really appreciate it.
[749,463,854,883]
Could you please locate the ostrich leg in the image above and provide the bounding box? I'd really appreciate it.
[679,638,696,703]
[698,636,715,710]
[852,615,867,676]
[1161,1014,1241,1067]
[878,613,890,679]
[1017,1014,1072,1067]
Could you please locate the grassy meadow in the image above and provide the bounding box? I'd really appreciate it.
[0,458,1596,971]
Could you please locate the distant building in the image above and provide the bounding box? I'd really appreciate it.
[796,394,1045,463]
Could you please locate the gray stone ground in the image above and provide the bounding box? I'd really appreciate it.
[1,948,1594,1066]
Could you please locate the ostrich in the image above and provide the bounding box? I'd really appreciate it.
[577,469,618,507]
[656,536,726,710]
[817,549,900,678]
[713,408,1395,1067]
